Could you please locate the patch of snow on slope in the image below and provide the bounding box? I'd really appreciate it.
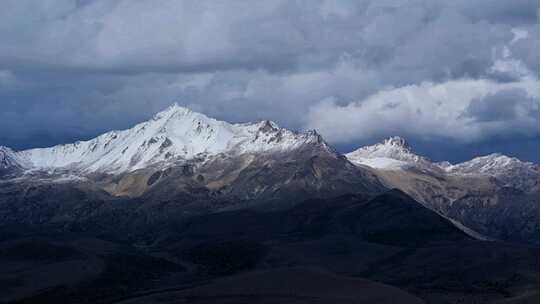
[352,157,408,169]
[0,146,29,169]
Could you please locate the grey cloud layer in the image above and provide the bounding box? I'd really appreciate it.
[3,0,537,73]
[1,0,540,161]
[467,88,540,123]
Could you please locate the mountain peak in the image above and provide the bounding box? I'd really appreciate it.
[446,153,536,175]
[153,103,195,120]
[257,120,280,133]
[345,136,431,170]
[10,104,334,174]
[383,136,411,150]
[444,152,540,192]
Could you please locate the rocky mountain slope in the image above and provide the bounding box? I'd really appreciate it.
[346,137,540,243]
[446,153,540,192]
[0,146,28,177]
[0,104,384,217]
[4,190,540,304]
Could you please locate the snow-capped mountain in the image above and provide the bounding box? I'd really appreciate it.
[346,137,539,184]
[4,104,540,242]
[445,153,540,192]
[345,137,540,242]
[10,104,330,174]
[446,153,539,176]
[345,136,433,170]
[0,103,385,216]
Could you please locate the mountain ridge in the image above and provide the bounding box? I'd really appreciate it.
[345,136,540,243]
[1,103,386,211]
[5,104,333,175]
[3,104,536,179]
[4,104,540,242]
[346,136,540,179]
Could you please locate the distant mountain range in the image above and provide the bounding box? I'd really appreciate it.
[346,136,540,242]
[4,104,540,303]
[2,104,540,242]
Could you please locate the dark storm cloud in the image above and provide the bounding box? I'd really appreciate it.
[1,0,540,162]
[0,0,532,74]
[467,88,540,122]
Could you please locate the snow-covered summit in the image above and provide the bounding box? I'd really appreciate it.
[13,103,330,174]
[445,153,530,175]
[345,136,430,169]
[383,136,412,150]
[445,153,540,190]
[346,137,540,191]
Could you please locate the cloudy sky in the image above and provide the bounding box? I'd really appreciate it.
[2,0,540,162]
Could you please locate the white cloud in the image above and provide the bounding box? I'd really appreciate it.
[2,0,540,153]
[511,28,529,44]
[305,77,540,143]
